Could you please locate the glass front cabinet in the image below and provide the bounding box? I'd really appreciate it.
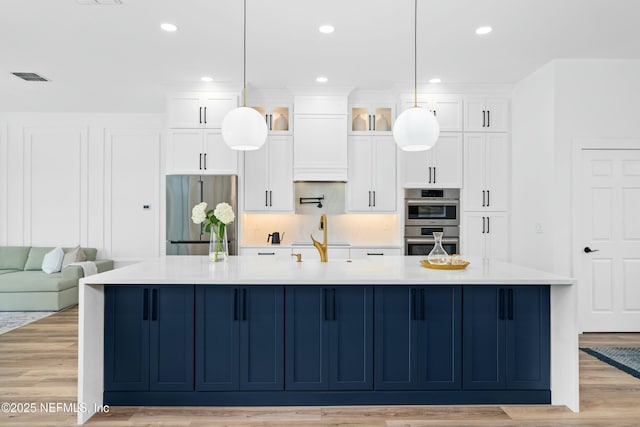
[349,105,394,135]
[250,105,291,134]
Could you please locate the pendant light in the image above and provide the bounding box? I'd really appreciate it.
[392,0,440,151]
[222,0,268,151]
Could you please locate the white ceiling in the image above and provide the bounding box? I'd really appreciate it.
[1,0,639,112]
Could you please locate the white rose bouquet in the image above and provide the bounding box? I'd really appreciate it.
[191,201,235,261]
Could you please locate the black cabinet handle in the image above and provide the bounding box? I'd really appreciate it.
[367,252,384,256]
[368,191,371,207]
[482,190,486,207]
[482,216,486,234]
[269,190,272,207]
[372,115,376,131]
[204,153,207,170]
[487,216,490,234]
[199,107,202,124]
[151,289,158,321]
[332,288,337,321]
[269,114,272,130]
[411,288,417,320]
[258,252,275,255]
[204,107,207,124]
[487,110,490,127]
[482,110,486,127]
[373,190,376,207]
[265,190,268,207]
[433,167,436,183]
[433,110,437,117]
[233,289,239,320]
[499,289,505,320]
[428,166,432,183]
[242,289,247,321]
[508,289,514,320]
[143,289,149,321]
[199,153,203,170]
[324,288,330,321]
[419,289,426,321]
[487,190,490,207]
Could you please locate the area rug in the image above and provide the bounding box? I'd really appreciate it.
[581,347,640,380]
[0,311,56,335]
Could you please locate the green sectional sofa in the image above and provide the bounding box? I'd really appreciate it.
[0,246,113,311]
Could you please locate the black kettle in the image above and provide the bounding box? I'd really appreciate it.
[267,232,284,245]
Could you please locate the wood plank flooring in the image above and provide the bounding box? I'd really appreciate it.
[1,307,639,426]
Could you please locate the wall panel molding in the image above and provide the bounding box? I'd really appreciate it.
[0,122,7,245]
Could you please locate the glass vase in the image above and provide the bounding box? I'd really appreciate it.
[427,231,449,265]
[209,226,229,262]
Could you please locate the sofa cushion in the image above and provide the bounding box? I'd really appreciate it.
[62,246,87,268]
[0,271,77,292]
[0,269,20,275]
[42,247,64,274]
[25,246,97,270]
[82,248,97,261]
[0,247,31,270]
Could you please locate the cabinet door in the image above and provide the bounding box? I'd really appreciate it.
[243,144,269,211]
[374,287,417,390]
[349,248,402,258]
[203,130,238,174]
[462,286,506,389]
[240,247,292,259]
[347,136,374,211]
[329,287,373,390]
[464,99,486,131]
[461,212,487,258]
[463,133,486,211]
[485,99,509,132]
[201,93,238,128]
[267,136,294,211]
[104,286,149,391]
[167,130,203,174]
[484,133,509,211]
[403,150,431,188]
[293,114,348,181]
[416,286,462,389]
[431,133,463,188]
[371,136,397,211]
[195,286,239,391]
[239,287,284,390]
[168,94,203,128]
[431,99,463,131]
[285,287,329,390]
[485,213,509,261]
[149,286,194,391]
[505,286,550,390]
[293,247,350,261]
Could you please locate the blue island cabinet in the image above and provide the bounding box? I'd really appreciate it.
[374,286,462,390]
[104,285,194,392]
[285,286,373,390]
[462,286,550,392]
[195,286,284,391]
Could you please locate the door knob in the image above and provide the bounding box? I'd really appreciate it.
[584,247,600,253]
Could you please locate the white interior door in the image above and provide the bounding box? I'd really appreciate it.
[580,149,640,332]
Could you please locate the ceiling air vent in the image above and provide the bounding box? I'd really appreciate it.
[11,72,49,82]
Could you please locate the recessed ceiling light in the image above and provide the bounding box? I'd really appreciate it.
[316,76,328,83]
[475,26,492,35]
[201,76,213,82]
[161,23,178,32]
[429,78,441,84]
[318,25,335,34]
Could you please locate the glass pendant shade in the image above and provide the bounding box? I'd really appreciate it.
[222,106,268,151]
[393,107,440,151]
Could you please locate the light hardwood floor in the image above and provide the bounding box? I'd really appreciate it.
[1,307,639,426]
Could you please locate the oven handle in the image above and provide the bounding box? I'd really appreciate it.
[405,237,460,244]
[405,199,459,206]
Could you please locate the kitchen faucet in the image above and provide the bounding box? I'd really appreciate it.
[310,213,328,262]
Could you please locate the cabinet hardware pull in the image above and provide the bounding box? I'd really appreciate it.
[411,289,417,320]
[372,115,376,131]
[199,107,202,124]
[204,107,207,124]
[367,252,384,256]
[482,216,486,233]
[242,289,247,321]
[203,153,207,170]
[487,110,490,127]
[368,191,371,207]
[433,110,437,117]
[233,289,238,320]
[487,190,490,207]
[420,289,426,320]
[265,190,268,207]
[269,190,272,207]
[143,289,149,321]
[373,190,376,207]
[151,289,158,321]
[433,167,436,183]
[331,288,337,321]
[199,153,203,170]
[482,190,486,207]
[508,289,514,320]
[258,252,275,255]
[487,216,490,234]
[499,289,505,320]
[482,110,486,127]
[269,114,272,130]
[324,288,330,321]
[428,166,432,183]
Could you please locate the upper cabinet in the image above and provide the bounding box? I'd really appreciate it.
[403,133,463,189]
[400,97,463,132]
[250,105,291,134]
[349,105,394,135]
[347,135,397,212]
[462,133,509,211]
[168,92,239,129]
[167,129,238,175]
[464,98,509,132]
[244,135,294,212]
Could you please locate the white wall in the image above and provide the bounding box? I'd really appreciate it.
[512,59,640,275]
[0,113,165,263]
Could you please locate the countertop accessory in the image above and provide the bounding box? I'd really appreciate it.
[291,253,302,262]
[420,259,470,270]
[427,231,449,265]
[267,231,284,245]
[310,213,328,262]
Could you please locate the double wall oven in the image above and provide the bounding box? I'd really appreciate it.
[404,189,460,256]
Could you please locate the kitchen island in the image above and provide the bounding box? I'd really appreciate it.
[77,255,577,425]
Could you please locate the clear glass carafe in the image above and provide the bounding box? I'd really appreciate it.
[427,231,449,265]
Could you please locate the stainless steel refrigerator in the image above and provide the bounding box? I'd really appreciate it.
[166,175,238,256]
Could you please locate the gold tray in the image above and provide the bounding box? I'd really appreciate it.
[420,259,470,270]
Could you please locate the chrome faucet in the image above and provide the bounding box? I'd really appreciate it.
[310,213,328,262]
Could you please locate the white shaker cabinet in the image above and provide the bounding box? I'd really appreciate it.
[250,105,292,134]
[240,247,292,259]
[347,136,396,212]
[167,92,238,129]
[403,133,463,188]
[293,114,348,181]
[463,133,509,211]
[461,212,509,261]
[400,97,463,132]
[167,129,238,175]
[244,135,293,212]
[464,98,509,132]
[349,104,394,135]
[349,248,402,258]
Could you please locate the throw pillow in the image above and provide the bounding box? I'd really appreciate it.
[42,247,64,274]
[62,246,87,268]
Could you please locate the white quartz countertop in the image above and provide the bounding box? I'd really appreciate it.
[81,256,575,286]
